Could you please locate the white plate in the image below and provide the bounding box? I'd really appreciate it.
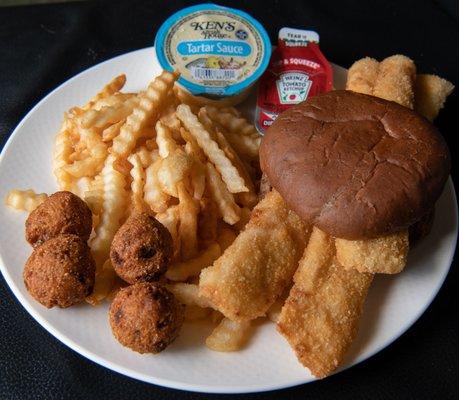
[0,47,457,394]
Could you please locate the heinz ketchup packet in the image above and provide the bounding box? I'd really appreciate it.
[255,27,333,133]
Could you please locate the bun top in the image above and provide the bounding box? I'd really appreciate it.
[260,90,450,239]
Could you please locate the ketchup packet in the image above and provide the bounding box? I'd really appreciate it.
[255,28,333,133]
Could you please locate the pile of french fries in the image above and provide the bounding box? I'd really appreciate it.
[5,70,262,351]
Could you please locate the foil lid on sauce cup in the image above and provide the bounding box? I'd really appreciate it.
[256,27,333,133]
[155,3,272,104]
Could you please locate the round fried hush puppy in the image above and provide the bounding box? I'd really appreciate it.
[109,283,184,354]
[26,191,92,247]
[23,234,95,308]
[110,213,173,284]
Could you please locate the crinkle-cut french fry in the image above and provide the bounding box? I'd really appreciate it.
[113,157,133,177]
[373,54,416,109]
[156,121,178,158]
[199,190,310,322]
[180,128,207,162]
[160,109,182,135]
[198,108,257,207]
[127,153,147,213]
[166,283,213,308]
[220,106,241,117]
[205,318,251,352]
[221,129,260,161]
[278,227,373,378]
[415,74,454,121]
[157,149,193,197]
[335,231,409,274]
[156,205,180,260]
[205,162,241,225]
[84,174,104,216]
[135,146,159,168]
[144,158,170,213]
[80,96,138,129]
[216,224,237,251]
[198,198,218,246]
[346,57,379,95]
[91,93,136,111]
[70,177,92,198]
[102,120,124,142]
[4,189,48,212]
[178,182,199,260]
[63,128,108,178]
[204,105,259,138]
[166,243,221,281]
[111,71,179,158]
[83,74,126,110]
[52,117,74,190]
[86,259,117,306]
[90,155,127,267]
[176,104,248,193]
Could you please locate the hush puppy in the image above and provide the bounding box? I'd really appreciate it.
[23,234,95,308]
[110,213,173,284]
[25,191,92,247]
[109,282,184,353]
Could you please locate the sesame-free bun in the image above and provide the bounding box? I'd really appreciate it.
[260,90,450,239]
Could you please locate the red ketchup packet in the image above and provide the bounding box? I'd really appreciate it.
[256,28,333,133]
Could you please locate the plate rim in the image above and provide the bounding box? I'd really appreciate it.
[0,47,457,394]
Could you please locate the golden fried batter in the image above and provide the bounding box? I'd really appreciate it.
[373,54,416,108]
[199,190,310,322]
[335,230,409,274]
[415,74,454,121]
[346,57,379,95]
[278,227,373,378]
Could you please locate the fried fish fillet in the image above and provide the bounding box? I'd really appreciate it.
[278,227,373,378]
[373,54,416,108]
[415,74,454,121]
[346,57,379,95]
[335,230,409,274]
[199,190,310,321]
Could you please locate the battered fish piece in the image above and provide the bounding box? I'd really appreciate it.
[346,57,379,95]
[373,54,416,109]
[278,227,373,378]
[415,74,454,121]
[199,190,310,322]
[335,230,409,274]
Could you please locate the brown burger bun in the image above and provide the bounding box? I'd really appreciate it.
[260,90,450,240]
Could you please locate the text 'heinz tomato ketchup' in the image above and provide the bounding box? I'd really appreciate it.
[256,28,333,133]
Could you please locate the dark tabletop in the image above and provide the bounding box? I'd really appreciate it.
[1,0,458,399]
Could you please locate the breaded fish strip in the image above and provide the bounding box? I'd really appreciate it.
[415,74,454,121]
[346,57,379,95]
[341,54,416,274]
[373,54,416,108]
[278,227,373,378]
[199,190,310,322]
[335,230,409,274]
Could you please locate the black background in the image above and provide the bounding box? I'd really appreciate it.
[0,1,458,399]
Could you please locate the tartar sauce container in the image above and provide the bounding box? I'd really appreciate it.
[155,3,271,104]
